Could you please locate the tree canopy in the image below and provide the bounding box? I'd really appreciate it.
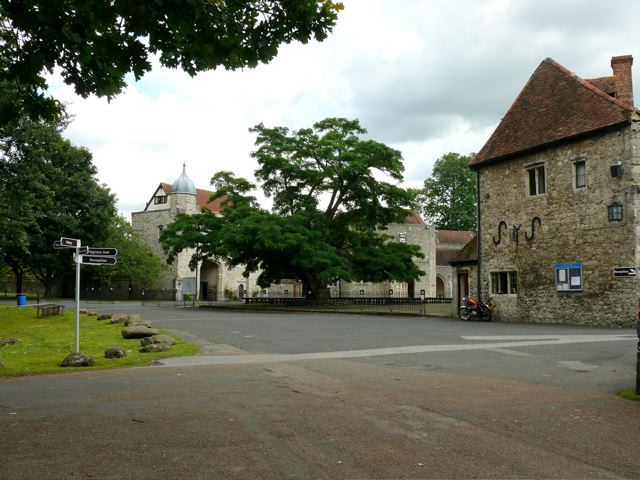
[0,115,117,294]
[162,117,424,297]
[415,152,477,231]
[0,0,342,121]
[84,216,165,289]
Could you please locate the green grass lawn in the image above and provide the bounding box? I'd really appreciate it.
[0,305,198,377]
[617,389,640,401]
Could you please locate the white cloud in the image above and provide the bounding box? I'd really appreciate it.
[49,0,640,219]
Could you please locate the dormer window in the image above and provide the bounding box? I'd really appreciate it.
[154,195,167,205]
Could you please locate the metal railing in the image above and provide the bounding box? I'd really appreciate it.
[244,293,452,314]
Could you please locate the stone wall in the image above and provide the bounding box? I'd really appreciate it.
[435,265,453,298]
[132,193,198,293]
[477,125,639,326]
[335,222,436,297]
[450,264,478,316]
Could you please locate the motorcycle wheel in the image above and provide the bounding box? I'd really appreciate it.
[458,306,472,321]
[481,308,492,322]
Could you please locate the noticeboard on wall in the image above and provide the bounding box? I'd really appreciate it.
[555,262,582,291]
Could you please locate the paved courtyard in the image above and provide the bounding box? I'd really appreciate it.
[1,303,639,479]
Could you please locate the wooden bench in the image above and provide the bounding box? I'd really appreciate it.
[36,304,64,318]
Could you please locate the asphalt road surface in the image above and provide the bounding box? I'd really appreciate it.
[1,302,639,479]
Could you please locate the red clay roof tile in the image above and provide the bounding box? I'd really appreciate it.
[160,182,225,213]
[471,58,635,168]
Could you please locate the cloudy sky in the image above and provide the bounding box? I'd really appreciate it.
[49,0,640,218]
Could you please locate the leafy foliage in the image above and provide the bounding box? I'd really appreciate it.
[415,152,477,231]
[162,118,424,297]
[84,216,165,288]
[0,115,116,294]
[0,0,342,121]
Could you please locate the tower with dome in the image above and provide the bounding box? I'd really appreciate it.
[131,163,256,300]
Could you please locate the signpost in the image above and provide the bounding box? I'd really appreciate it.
[78,255,117,265]
[53,237,117,352]
[612,267,636,278]
[78,247,118,256]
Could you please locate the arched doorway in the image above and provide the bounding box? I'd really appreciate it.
[199,261,219,301]
[436,276,445,298]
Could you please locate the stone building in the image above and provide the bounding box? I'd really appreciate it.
[132,164,258,300]
[133,166,469,300]
[435,230,475,298]
[467,55,639,326]
[333,212,438,297]
[449,236,478,311]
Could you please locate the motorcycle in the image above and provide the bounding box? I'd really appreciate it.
[458,296,494,321]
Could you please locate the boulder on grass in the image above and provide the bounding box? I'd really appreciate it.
[140,343,170,353]
[86,310,98,317]
[124,314,145,326]
[110,314,128,324]
[121,326,159,339]
[61,352,95,367]
[0,338,21,347]
[140,334,176,347]
[104,346,127,358]
[97,313,112,321]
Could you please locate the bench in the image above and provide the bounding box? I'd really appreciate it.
[36,304,64,318]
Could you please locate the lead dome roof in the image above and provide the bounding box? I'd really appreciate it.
[172,163,196,194]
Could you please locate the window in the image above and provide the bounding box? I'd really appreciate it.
[158,225,164,238]
[398,233,407,243]
[608,202,623,221]
[491,270,517,295]
[154,195,167,205]
[574,161,586,188]
[526,164,546,196]
[555,262,582,291]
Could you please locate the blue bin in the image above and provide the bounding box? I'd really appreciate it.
[16,295,27,307]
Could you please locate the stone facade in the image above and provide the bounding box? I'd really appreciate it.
[132,168,257,301]
[471,55,640,326]
[334,222,437,297]
[436,230,475,299]
[478,128,639,326]
[133,166,470,301]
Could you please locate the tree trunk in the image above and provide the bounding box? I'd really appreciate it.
[11,263,23,293]
[299,271,329,299]
[43,269,55,297]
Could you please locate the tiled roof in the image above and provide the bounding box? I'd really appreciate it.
[436,230,475,245]
[585,76,616,95]
[471,58,636,168]
[404,211,425,225]
[436,248,461,266]
[449,236,478,265]
[160,182,225,213]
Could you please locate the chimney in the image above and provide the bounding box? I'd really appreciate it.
[611,55,634,107]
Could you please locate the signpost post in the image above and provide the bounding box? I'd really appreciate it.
[54,238,117,353]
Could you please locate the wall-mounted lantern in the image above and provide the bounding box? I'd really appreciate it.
[608,202,623,222]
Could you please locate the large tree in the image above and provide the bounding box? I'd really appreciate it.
[415,152,477,231]
[0,116,116,295]
[162,117,424,297]
[0,0,342,121]
[84,216,165,289]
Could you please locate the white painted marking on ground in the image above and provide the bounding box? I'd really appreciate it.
[155,335,634,367]
[484,348,533,357]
